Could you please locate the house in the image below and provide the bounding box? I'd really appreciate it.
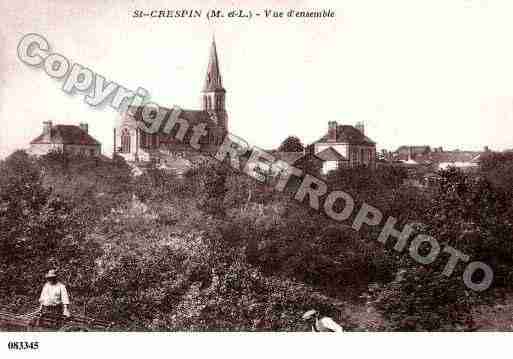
[29,121,101,157]
[392,146,482,172]
[395,145,432,157]
[311,121,376,174]
[436,152,481,171]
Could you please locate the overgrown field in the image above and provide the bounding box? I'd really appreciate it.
[1,150,512,331]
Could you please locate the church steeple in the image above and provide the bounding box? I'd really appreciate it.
[203,37,224,92]
[202,37,226,112]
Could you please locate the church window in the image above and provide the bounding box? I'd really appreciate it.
[351,148,357,166]
[121,128,131,153]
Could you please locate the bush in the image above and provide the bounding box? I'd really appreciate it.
[370,265,474,331]
[0,151,100,313]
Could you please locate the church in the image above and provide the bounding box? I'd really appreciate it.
[113,38,228,171]
[112,38,377,175]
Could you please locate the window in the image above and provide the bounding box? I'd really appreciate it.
[351,148,357,166]
[140,132,146,148]
[121,128,131,153]
[322,160,338,175]
[142,132,152,149]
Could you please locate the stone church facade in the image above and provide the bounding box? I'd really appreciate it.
[113,38,228,171]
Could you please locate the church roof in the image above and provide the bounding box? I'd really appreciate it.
[126,106,222,128]
[315,125,375,146]
[315,147,347,161]
[30,125,100,146]
[203,38,225,92]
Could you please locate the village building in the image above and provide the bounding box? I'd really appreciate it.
[29,121,101,157]
[395,145,432,157]
[311,121,376,174]
[391,146,483,172]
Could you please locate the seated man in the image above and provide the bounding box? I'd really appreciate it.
[38,269,71,328]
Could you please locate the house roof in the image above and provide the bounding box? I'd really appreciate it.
[30,125,100,146]
[315,147,347,161]
[315,125,375,146]
[395,145,431,154]
[393,151,481,164]
[271,151,305,165]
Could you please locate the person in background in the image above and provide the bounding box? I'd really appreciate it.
[39,269,71,318]
[302,309,343,332]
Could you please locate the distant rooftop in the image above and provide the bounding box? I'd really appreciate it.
[315,124,375,146]
[30,124,100,146]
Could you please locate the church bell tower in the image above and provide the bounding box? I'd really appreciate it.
[202,37,227,130]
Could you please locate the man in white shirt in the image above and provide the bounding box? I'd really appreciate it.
[39,269,71,318]
[302,309,343,332]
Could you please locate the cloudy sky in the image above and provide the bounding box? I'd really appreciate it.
[1,0,513,158]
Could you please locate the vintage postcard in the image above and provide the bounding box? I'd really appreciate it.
[0,0,511,357]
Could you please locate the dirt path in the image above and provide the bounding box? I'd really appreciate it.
[343,302,388,331]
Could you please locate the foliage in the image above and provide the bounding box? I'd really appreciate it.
[371,167,513,330]
[370,265,474,331]
[2,148,513,331]
[0,151,100,313]
[196,163,229,218]
[479,151,513,193]
[278,136,304,153]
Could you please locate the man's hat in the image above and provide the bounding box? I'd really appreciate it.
[302,309,318,320]
[45,269,58,279]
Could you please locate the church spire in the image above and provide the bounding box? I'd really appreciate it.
[202,37,226,115]
[203,36,225,93]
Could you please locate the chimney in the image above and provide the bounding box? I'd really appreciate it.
[80,122,89,133]
[43,121,52,138]
[328,121,337,142]
[484,145,490,152]
[355,121,365,135]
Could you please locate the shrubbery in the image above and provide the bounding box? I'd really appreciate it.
[1,149,512,331]
[369,167,513,330]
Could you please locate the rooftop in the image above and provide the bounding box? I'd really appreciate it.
[315,125,375,146]
[30,125,100,146]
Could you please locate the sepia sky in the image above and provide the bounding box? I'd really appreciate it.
[1,0,513,158]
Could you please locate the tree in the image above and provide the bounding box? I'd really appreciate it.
[479,152,513,193]
[198,163,229,218]
[278,136,304,152]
